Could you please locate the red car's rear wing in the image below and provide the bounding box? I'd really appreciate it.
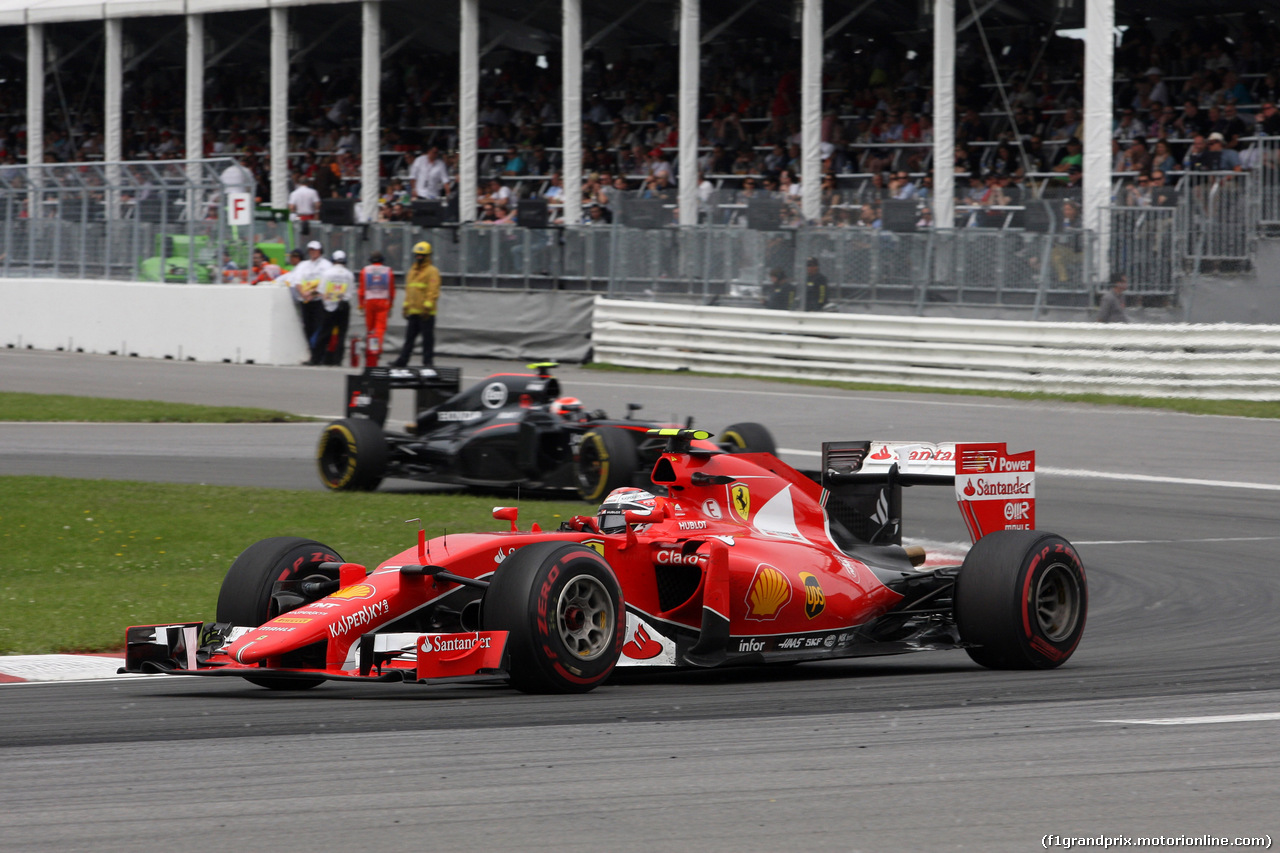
[821,441,1035,545]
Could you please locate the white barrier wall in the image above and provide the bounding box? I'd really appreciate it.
[0,279,309,365]
[593,298,1280,400]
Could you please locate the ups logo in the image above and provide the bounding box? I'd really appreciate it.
[799,572,825,620]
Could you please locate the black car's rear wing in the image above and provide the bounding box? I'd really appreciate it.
[346,366,463,427]
[820,440,1036,546]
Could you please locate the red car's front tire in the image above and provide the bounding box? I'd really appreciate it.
[482,542,625,694]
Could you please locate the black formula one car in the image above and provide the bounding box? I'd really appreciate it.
[316,362,776,499]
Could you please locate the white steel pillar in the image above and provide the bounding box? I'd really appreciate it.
[932,0,955,230]
[361,0,380,223]
[800,0,822,223]
[1083,0,1114,282]
[459,0,479,222]
[677,0,699,226]
[561,0,583,226]
[104,17,123,165]
[270,6,289,210]
[186,13,204,208]
[26,24,43,170]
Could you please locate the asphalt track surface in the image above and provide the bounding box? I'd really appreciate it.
[2,350,1279,852]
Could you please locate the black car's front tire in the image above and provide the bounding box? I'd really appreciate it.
[317,417,388,491]
[216,536,344,690]
[573,427,638,501]
[481,542,625,694]
[954,530,1087,669]
[719,421,776,455]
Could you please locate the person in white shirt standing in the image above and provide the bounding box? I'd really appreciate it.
[288,174,322,236]
[315,249,356,365]
[291,240,333,364]
[410,146,451,200]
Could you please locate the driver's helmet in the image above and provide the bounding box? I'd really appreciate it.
[597,486,658,534]
[552,396,585,419]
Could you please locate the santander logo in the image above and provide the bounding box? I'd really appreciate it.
[622,624,663,660]
[870,445,894,460]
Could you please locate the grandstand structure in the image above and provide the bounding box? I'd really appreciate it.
[1,0,1278,320]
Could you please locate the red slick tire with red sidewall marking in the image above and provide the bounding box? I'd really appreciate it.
[216,536,343,690]
[482,542,626,694]
[954,530,1087,670]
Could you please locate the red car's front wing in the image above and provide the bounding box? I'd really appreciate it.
[122,622,510,685]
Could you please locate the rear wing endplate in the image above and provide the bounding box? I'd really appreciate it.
[821,441,1035,545]
[345,366,462,426]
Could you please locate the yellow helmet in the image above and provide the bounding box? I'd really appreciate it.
[413,241,432,255]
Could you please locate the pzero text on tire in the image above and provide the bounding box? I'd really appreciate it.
[481,542,626,694]
[573,427,638,502]
[954,530,1087,670]
[216,536,343,690]
[720,421,776,455]
[317,417,388,491]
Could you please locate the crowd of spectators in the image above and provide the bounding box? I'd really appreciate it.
[4,11,1280,228]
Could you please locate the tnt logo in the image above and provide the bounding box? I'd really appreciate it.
[1004,501,1031,521]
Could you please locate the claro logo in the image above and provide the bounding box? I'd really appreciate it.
[654,548,700,566]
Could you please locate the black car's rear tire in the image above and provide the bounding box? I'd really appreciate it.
[481,542,625,694]
[574,427,638,502]
[720,421,776,455]
[216,536,343,690]
[954,530,1087,670]
[317,417,388,491]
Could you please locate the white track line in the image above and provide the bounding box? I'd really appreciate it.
[1099,712,1280,725]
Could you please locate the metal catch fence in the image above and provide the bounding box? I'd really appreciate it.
[0,158,254,283]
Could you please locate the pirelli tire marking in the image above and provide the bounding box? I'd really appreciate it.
[319,423,360,489]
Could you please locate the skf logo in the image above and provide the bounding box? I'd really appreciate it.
[730,485,751,522]
[331,583,375,600]
[582,539,605,556]
[799,572,826,619]
[745,564,791,621]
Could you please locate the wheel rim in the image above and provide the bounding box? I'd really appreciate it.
[318,428,352,482]
[555,574,615,660]
[1033,562,1081,642]
[722,431,745,451]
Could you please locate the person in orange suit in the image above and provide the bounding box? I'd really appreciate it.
[358,251,396,366]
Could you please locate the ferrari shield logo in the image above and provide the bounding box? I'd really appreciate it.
[582,539,605,556]
[730,485,751,522]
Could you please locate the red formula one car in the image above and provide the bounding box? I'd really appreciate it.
[124,430,1087,693]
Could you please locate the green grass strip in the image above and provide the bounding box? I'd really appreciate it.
[583,363,1280,419]
[0,476,590,655]
[0,391,311,423]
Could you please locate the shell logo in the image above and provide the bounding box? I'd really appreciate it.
[745,564,791,621]
[331,583,375,600]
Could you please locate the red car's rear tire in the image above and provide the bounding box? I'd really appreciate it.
[482,542,625,694]
[954,530,1087,669]
[217,536,343,690]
